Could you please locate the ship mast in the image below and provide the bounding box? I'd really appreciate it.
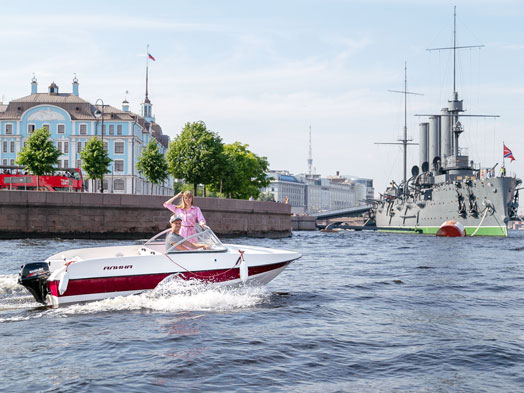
[376,62,421,191]
[425,6,486,160]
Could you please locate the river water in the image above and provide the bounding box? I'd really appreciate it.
[1,230,524,392]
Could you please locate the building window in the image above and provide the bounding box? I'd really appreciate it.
[58,160,62,168]
[5,124,13,135]
[102,125,106,135]
[115,142,124,154]
[103,142,108,152]
[80,124,87,135]
[10,159,14,166]
[10,141,15,153]
[27,124,35,134]
[2,159,6,165]
[117,125,122,135]
[76,159,82,168]
[58,142,62,153]
[2,141,7,153]
[114,160,124,172]
[109,125,114,135]
[64,141,69,154]
[114,179,125,191]
[77,142,82,153]
[57,124,65,134]
[64,159,69,168]
[43,124,49,131]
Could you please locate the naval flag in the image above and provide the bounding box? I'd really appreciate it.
[504,144,515,162]
[148,53,156,61]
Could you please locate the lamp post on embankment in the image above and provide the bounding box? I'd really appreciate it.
[94,98,105,193]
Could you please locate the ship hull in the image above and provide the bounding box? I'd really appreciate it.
[374,176,517,237]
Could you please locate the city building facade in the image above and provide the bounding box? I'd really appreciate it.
[262,170,374,215]
[0,76,173,195]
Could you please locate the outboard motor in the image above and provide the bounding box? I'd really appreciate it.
[18,262,50,304]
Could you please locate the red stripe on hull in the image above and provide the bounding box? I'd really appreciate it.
[48,261,291,297]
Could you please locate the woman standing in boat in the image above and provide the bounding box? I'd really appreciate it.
[163,191,207,240]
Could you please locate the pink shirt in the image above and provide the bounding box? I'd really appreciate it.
[163,203,206,239]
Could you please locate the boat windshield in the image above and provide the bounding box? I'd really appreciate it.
[144,225,226,253]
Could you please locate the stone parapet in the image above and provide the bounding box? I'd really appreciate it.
[0,191,291,239]
[291,215,317,231]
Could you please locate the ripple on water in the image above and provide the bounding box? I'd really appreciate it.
[1,232,524,392]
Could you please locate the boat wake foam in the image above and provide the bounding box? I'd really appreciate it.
[51,276,272,315]
[1,273,272,321]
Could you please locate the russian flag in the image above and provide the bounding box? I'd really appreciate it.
[148,53,156,61]
[504,144,515,161]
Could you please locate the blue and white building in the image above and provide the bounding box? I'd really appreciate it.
[0,76,173,195]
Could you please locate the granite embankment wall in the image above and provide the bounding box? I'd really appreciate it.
[291,215,317,231]
[0,191,293,239]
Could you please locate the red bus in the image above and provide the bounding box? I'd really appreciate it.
[0,166,84,192]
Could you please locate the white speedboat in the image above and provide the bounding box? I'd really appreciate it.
[18,227,301,307]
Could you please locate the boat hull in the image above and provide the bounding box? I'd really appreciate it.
[45,261,292,306]
[36,242,299,306]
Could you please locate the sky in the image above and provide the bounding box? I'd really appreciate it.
[1,0,524,197]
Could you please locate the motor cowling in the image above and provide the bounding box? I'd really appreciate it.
[18,262,50,304]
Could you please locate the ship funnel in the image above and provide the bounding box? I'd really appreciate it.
[419,122,429,170]
[429,116,441,171]
[441,108,452,162]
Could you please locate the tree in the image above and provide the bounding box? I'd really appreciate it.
[16,127,60,189]
[80,137,111,193]
[210,142,270,199]
[166,121,224,195]
[137,140,169,194]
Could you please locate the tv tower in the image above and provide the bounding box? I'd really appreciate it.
[307,125,313,176]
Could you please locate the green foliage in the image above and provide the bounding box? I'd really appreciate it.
[166,121,224,194]
[172,181,192,195]
[80,137,112,182]
[210,142,270,199]
[137,140,169,193]
[16,128,60,175]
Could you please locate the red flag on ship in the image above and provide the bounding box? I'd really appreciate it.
[148,53,156,61]
[504,144,515,162]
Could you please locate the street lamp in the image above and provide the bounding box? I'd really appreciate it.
[94,98,104,193]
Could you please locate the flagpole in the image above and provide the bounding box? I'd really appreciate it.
[502,141,505,176]
[145,44,149,100]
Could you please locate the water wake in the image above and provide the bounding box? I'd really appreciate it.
[53,276,271,315]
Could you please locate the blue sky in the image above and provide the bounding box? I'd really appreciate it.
[1,0,523,195]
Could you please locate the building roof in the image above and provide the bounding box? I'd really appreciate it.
[11,92,87,104]
[151,123,168,148]
[0,93,93,120]
[94,104,137,122]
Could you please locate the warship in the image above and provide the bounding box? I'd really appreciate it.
[372,8,521,236]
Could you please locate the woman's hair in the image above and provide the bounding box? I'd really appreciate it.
[176,190,194,209]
